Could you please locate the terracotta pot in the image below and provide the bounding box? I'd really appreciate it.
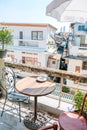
[0,49,7,58]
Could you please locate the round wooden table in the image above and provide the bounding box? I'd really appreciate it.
[16,76,56,129]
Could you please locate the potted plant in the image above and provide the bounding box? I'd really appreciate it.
[0,27,13,58]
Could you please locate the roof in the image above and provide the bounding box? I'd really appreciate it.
[64,55,87,61]
[49,54,61,60]
[0,22,57,31]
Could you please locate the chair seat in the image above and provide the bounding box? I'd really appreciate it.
[59,111,87,130]
[8,92,29,102]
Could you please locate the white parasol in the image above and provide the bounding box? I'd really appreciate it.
[46,0,87,23]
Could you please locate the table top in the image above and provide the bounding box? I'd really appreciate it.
[16,77,56,97]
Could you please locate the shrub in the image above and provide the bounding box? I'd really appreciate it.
[73,89,87,118]
[62,86,70,93]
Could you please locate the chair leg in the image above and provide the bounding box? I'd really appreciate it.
[1,97,7,117]
[28,97,30,110]
[18,102,21,122]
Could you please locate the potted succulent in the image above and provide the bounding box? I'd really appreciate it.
[0,27,13,58]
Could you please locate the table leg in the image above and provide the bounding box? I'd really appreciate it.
[34,96,37,122]
[24,96,48,130]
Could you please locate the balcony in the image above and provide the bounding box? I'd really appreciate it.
[0,61,87,130]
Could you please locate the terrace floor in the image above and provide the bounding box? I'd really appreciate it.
[0,97,58,130]
[0,95,73,130]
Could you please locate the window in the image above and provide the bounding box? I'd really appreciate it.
[82,61,87,70]
[78,25,85,31]
[74,66,80,84]
[22,57,25,63]
[19,41,25,46]
[52,61,56,64]
[31,31,43,40]
[19,31,23,39]
[75,66,80,73]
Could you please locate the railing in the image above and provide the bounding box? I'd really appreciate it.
[5,61,87,107]
[80,44,87,47]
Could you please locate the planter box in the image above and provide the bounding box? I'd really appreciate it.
[0,49,7,58]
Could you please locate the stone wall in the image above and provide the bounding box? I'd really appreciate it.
[5,61,87,82]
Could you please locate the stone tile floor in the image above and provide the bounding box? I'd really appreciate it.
[0,98,60,130]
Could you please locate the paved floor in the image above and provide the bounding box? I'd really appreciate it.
[0,98,59,130]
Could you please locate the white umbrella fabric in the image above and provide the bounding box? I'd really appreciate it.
[46,0,87,23]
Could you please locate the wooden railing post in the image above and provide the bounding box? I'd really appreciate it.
[58,76,63,107]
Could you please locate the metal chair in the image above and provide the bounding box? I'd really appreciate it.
[38,122,58,130]
[58,93,87,130]
[0,67,30,122]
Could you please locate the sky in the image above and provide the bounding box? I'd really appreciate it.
[0,0,70,32]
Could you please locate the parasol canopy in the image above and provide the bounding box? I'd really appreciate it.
[46,0,87,23]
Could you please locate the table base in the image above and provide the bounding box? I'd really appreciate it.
[24,112,49,130]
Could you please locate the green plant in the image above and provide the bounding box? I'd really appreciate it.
[62,86,70,93]
[74,90,84,111]
[48,41,54,45]
[73,90,87,118]
[48,41,51,45]
[0,27,13,51]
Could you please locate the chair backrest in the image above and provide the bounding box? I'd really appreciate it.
[2,67,16,93]
[80,93,87,118]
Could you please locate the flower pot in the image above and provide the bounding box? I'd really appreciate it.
[0,49,7,58]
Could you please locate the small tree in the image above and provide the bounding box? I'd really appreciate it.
[0,27,13,51]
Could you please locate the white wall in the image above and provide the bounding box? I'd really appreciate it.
[6,49,50,68]
[67,59,82,72]
[14,51,22,63]
[38,52,49,68]
[9,25,54,49]
[67,58,87,91]
[68,42,79,56]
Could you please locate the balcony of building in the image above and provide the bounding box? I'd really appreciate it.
[0,61,87,130]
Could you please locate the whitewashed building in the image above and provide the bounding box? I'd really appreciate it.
[1,23,61,69]
[6,48,50,68]
[64,55,87,91]
[0,23,57,49]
